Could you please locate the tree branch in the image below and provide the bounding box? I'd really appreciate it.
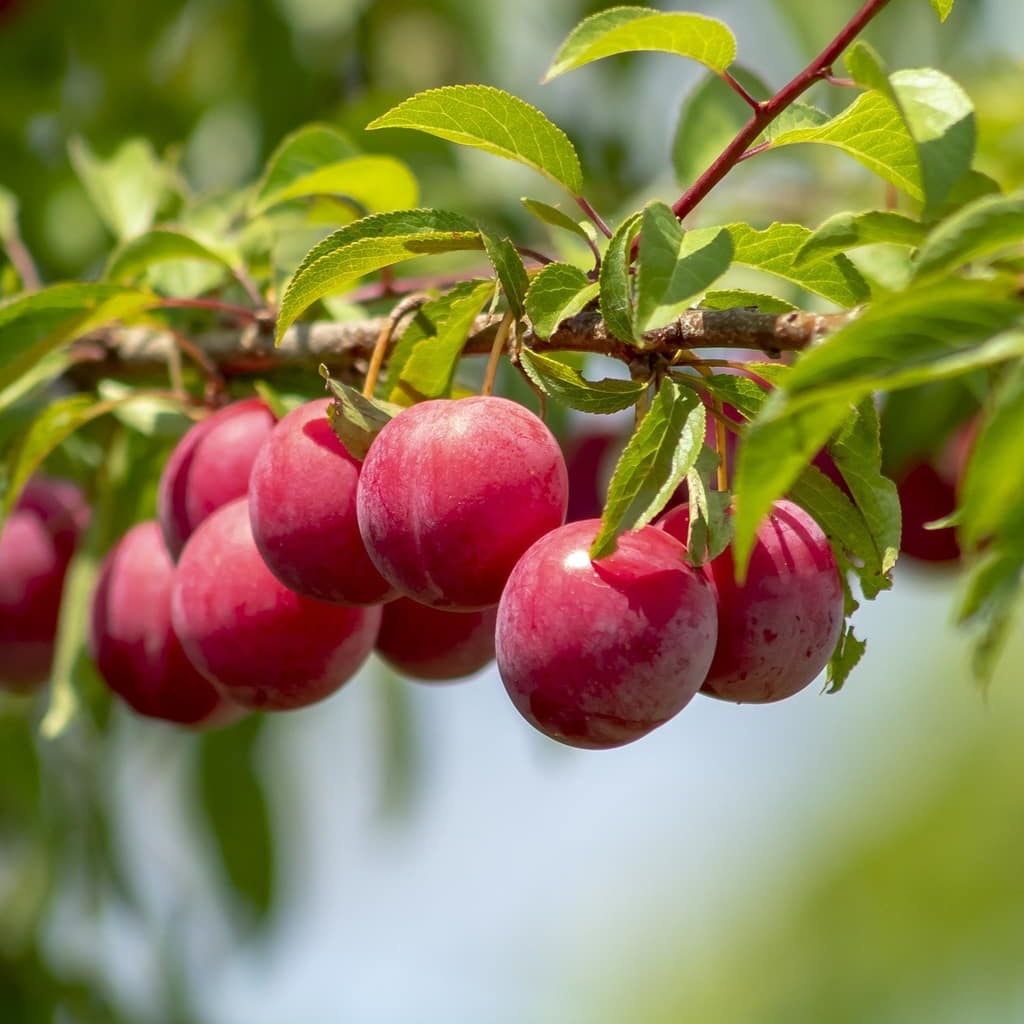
[67,307,853,387]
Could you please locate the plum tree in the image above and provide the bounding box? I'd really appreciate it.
[659,500,844,703]
[158,397,276,559]
[170,496,382,711]
[495,520,717,749]
[356,395,569,610]
[375,598,497,682]
[0,475,89,691]
[89,520,239,726]
[248,398,397,605]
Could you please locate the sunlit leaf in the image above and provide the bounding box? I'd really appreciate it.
[590,378,704,558]
[367,85,583,194]
[598,211,643,345]
[797,210,926,264]
[275,209,483,343]
[482,233,529,320]
[727,222,870,307]
[929,0,955,20]
[524,262,599,340]
[546,7,736,81]
[104,228,236,284]
[518,348,646,414]
[520,198,592,244]
[700,289,797,314]
[913,191,1024,281]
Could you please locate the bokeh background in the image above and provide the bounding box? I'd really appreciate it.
[1,1,1023,1021]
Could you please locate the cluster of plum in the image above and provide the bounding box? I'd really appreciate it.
[2,390,855,750]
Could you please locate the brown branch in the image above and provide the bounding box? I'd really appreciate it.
[65,307,853,388]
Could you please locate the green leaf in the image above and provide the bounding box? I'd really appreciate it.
[95,380,192,438]
[254,154,419,215]
[482,233,529,320]
[323,372,402,460]
[395,279,495,400]
[0,184,17,244]
[104,228,236,284]
[518,348,646,414]
[598,211,643,345]
[545,7,736,81]
[524,262,599,340]
[367,85,583,194]
[797,210,926,264]
[684,446,733,564]
[275,209,483,343]
[255,125,358,203]
[700,289,797,314]
[826,624,867,693]
[0,283,158,392]
[929,0,955,21]
[958,362,1024,551]
[197,716,276,921]
[727,222,870,308]
[673,68,770,188]
[636,208,733,333]
[775,278,1023,408]
[521,198,592,243]
[732,396,852,578]
[913,191,1024,281]
[68,136,168,241]
[590,378,704,559]
[827,399,901,579]
[955,544,1024,683]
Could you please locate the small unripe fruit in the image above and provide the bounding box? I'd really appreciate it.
[496,520,717,750]
[171,497,381,711]
[659,499,843,703]
[249,398,396,605]
[158,398,276,559]
[89,521,239,726]
[357,396,569,610]
[0,475,89,691]
[375,598,497,682]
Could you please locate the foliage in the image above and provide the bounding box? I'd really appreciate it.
[0,0,1022,1018]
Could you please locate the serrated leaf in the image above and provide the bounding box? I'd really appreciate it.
[727,222,870,308]
[323,373,402,459]
[732,395,852,578]
[520,198,592,243]
[524,262,599,339]
[913,191,1024,281]
[253,154,418,216]
[395,279,495,400]
[825,624,867,693]
[929,0,955,21]
[636,205,733,333]
[827,399,901,577]
[197,716,275,921]
[598,211,643,344]
[700,289,797,314]
[104,228,236,284]
[545,7,736,81]
[255,124,358,204]
[367,85,583,194]
[684,446,733,564]
[482,233,529,320]
[518,348,646,414]
[275,209,483,343]
[590,378,704,558]
[958,362,1024,551]
[760,102,830,141]
[0,283,158,392]
[68,136,168,241]
[673,68,770,187]
[776,278,1022,408]
[797,210,926,264]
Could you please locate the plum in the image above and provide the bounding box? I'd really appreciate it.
[170,497,381,711]
[496,520,717,749]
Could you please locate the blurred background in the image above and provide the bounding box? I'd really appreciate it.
[1,0,1023,1021]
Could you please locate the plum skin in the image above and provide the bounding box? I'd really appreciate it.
[170,497,381,711]
[0,475,89,691]
[356,395,570,610]
[158,397,276,560]
[495,520,717,750]
[659,499,843,703]
[89,520,240,726]
[249,398,396,605]
[375,598,497,682]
